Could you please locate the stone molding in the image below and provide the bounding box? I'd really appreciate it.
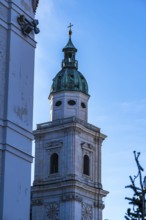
[31,198,43,206]
[62,193,82,202]
[0,3,8,23]
[36,116,100,133]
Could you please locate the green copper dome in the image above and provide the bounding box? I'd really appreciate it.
[50,27,89,95]
[50,68,88,94]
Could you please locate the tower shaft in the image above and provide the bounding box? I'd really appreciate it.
[32,117,108,220]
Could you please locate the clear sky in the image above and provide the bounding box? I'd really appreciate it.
[33,1,146,219]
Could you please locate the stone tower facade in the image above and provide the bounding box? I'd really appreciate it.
[31,28,108,220]
[0,1,39,219]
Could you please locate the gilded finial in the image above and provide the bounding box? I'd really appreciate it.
[68,23,73,37]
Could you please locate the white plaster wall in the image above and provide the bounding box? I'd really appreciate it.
[0,26,7,119]
[6,125,32,154]
[13,0,34,16]
[0,1,35,219]
[0,0,35,132]
[2,151,31,220]
[7,31,35,131]
[0,150,2,192]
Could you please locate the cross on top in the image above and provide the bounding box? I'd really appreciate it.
[68,23,73,36]
[68,23,73,30]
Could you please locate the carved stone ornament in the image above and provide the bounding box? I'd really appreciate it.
[94,200,105,209]
[46,202,60,220]
[46,141,63,149]
[62,193,82,202]
[45,141,63,155]
[17,15,40,36]
[81,142,94,151]
[32,0,39,13]
[82,203,93,220]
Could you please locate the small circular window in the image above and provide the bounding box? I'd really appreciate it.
[81,102,86,108]
[68,100,76,106]
[55,100,62,107]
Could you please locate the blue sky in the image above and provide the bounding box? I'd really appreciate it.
[33,1,146,219]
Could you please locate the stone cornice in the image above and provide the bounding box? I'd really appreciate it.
[31,178,109,198]
[61,193,82,202]
[36,116,100,132]
[34,116,107,140]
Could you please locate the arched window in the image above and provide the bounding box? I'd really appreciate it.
[83,155,90,176]
[50,153,58,174]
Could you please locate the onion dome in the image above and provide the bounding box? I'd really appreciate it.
[50,24,89,96]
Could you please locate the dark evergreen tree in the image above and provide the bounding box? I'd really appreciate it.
[125,151,146,220]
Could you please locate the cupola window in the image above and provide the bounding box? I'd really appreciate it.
[55,100,62,107]
[68,100,76,106]
[81,102,86,108]
[50,153,59,174]
[69,53,72,58]
[83,155,90,176]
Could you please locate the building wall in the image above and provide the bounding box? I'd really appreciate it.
[0,0,36,219]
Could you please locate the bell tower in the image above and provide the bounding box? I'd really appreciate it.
[0,0,39,219]
[31,26,108,220]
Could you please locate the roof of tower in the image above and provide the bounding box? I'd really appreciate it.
[62,37,77,52]
[50,24,89,96]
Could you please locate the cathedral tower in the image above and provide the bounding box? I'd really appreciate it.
[31,26,108,220]
[0,1,39,219]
